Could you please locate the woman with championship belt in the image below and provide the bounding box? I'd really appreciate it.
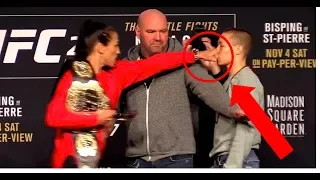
[45,19,217,168]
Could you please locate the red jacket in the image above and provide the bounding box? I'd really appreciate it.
[45,52,195,168]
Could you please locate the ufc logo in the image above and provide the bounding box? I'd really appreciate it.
[0,29,71,63]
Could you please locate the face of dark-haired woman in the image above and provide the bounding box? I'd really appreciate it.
[98,31,120,67]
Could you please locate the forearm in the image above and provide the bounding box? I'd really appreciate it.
[209,65,221,76]
[45,100,100,129]
[209,66,228,84]
[117,52,196,89]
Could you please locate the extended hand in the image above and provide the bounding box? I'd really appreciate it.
[199,59,218,71]
[197,48,218,62]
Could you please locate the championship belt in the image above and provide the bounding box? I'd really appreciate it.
[66,60,110,168]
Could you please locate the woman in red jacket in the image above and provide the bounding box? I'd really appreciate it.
[45,20,215,168]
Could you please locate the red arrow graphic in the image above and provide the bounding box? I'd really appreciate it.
[230,85,294,160]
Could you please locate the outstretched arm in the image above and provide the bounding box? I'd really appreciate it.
[45,71,100,129]
[113,52,196,90]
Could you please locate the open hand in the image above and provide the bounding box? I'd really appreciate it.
[197,48,218,62]
[182,40,218,62]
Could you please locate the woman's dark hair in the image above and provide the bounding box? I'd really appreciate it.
[74,19,116,59]
[48,20,116,100]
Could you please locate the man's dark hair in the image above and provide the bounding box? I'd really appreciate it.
[223,27,253,56]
